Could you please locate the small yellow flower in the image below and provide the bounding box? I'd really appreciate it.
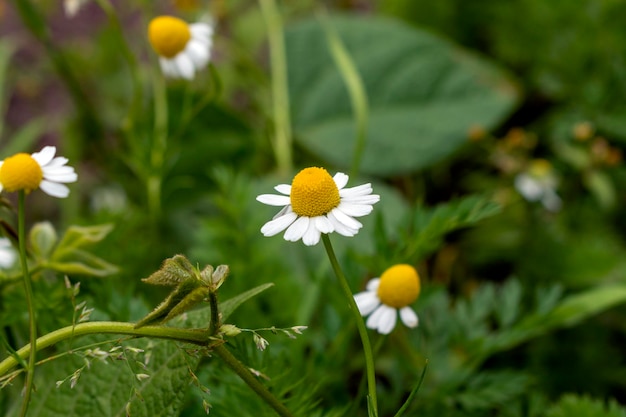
[0,146,77,198]
[256,167,380,246]
[354,264,420,334]
[148,15,213,80]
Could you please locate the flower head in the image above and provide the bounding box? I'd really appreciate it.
[354,264,420,334]
[0,146,77,198]
[148,15,213,80]
[256,167,380,246]
[514,159,561,212]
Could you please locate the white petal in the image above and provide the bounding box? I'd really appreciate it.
[327,211,358,237]
[302,220,321,246]
[399,307,419,328]
[176,54,196,80]
[354,291,380,316]
[314,216,333,234]
[31,146,56,166]
[336,202,373,217]
[333,172,349,190]
[366,305,397,335]
[39,180,70,198]
[514,175,543,201]
[341,194,381,205]
[185,40,210,68]
[260,212,297,236]
[284,216,309,242]
[541,191,562,212]
[366,278,380,291]
[159,58,179,78]
[256,194,291,206]
[330,207,363,230]
[274,184,291,195]
[45,156,69,168]
[340,183,373,198]
[190,23,213,43]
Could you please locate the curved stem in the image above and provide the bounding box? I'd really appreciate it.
[0,321,209,376]
[259,0,293,176]
[18,191,36,417]
[213,344,294,417]
[322,235,378,416]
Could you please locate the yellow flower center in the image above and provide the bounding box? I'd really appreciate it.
[528,159,552,178]
[0,153,43,193]
[148,16,191,58]
[377,264,420,308]
[290,167,340,217]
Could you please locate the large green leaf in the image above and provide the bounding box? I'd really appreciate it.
[285,15,520,176]
[25,284,275,417]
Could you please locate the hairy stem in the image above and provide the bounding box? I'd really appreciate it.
[213,344,294,417]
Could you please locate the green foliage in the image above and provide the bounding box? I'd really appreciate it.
[546,394,626,417]
[285,15,519,176]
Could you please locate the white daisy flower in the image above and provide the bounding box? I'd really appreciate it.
[514,159,561,212]
[354,264,420,335]
[256,167,380,246]
[148,15,213,80]
[0,146,78,198]
[0,237,16,269]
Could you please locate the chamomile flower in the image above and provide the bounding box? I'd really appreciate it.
[354,264,420,335]
[514,159,561,212]
[0,146,77,198]
[256,167,380,246]
[148,16,213,80]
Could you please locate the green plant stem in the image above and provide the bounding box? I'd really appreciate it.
[321,14,369,179]
[321,234,378,416]
[259,0,293,176]
[148,68,168,219]
[0,321,210,377]
[208,291,220,336]
[17,191,36,417]
[213,343,294,417]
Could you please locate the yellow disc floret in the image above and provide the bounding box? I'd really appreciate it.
[0,153,43,193]
[290,167,340,217]
[148,16,191,58]
[377,264,420,308]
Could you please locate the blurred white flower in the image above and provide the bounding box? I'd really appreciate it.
[354,264,420,335]
[148,16,213,80]
[514,159,561,212]
[0,238,16,269]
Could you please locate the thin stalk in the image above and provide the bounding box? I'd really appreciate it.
[321,15,369,179]
[213,344,294,417]
[17,191,36,417]
[259,0,293,176]
[148,69,168,219]
[322,234,378,416]
[0,321,210,376]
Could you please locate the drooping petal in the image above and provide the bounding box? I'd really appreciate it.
[173,53,195,80]
[186,39,210,67]
[354,291,380,316]
[302,220,321,246]
[367,305,397,335]
[314,215,334,234]
[39,180,70,198]
[399,307,419,328]
[256,194,291,206]
[326,211,358,236]
[260,212,297,236]
[284,216,309,242]
[330,207,363,230]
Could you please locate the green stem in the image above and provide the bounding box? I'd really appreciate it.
[213,344,294,417]
[259,0,293,176]
[322,234,378,416]
[208,291,220,336]
[17,191,36,417]
[0,321,209,376]
[148,68,168,219]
